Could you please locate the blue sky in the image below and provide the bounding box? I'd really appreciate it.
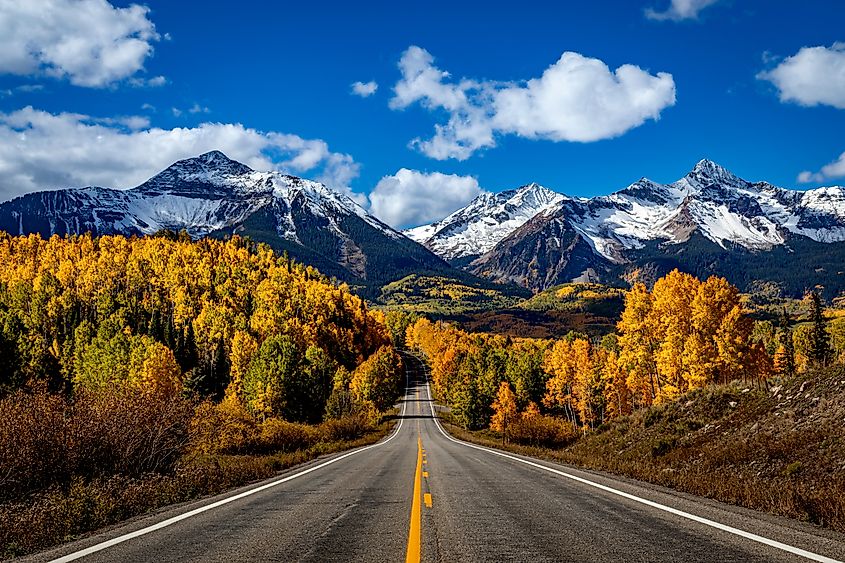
[1,0,844,228]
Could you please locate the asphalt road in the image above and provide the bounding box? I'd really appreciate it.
[26,353,845,563]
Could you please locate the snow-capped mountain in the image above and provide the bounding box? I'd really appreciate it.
[0,151,449,286]
[465,159,845,292]
[564,159,845,262]
[404,183,566,262]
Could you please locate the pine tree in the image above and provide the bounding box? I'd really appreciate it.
[773,328,795,377]
[808,291,832,367]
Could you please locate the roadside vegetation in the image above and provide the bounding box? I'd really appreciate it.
[411,269,845,531]
[0,233,402,557]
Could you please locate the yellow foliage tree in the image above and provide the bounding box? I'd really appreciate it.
[136,340,182,396]
[617,282,659,407]
[490,381,518,436]
[542,339,578,425]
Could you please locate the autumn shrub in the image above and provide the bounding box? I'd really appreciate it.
[68,386,193,478]
[508,415,577,449]
[190,397,260,455]
[189,397,374,456]
[260,419,319,452]
[0,390,67,501]
[320,413,373,442]
[0,387,193,502]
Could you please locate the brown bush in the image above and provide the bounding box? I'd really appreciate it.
[508,415,577,449]
[0,387,193,502]
[319,414,373,442]
[190,397,260,455]
[260,419,319,452]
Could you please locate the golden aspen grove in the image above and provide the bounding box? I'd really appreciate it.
[0,232,402,554]
[407,269,777,440]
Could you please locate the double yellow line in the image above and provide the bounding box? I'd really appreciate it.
[406,437,423,563]
[406,435,434,562]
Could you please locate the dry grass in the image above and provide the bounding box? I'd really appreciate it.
[444,366,845,533]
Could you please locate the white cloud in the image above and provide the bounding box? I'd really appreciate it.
[129,75,166,88]
[172,103,211,117]
[369,168,484,228]
[798,152,845,184]
[389,46,676,161]
[0,0,160,88]
[0,106,360,201]
[758,44,845,109]
[351,80,378,97]
[645,0,719,21]
[0,84,45,97]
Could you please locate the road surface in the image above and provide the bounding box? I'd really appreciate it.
[26,353,845,562]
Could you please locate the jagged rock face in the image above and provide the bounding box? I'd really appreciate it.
[0,151,449,286]
[468,207,612,291]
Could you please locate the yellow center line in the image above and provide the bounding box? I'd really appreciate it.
[405,436,423,563]
[423,471,429,478]
[424,493,433,508]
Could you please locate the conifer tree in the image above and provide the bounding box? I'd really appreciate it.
[808,290,832,367]
[773,328,795,377]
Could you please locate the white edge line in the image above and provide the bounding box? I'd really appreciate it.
[49,373,412,563]
[413,353,841,563]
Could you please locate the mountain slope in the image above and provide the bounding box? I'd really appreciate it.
[0,151,451,288]
[404,183,566,263]
[470,205,613,289]
[437,160,845,294]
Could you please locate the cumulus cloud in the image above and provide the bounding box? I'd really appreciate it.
[798,152,845,184]
[369,168,484,228]
[389,46,676,160]
[351,80,378,97]
[758,44,845,109]
[0,106,361,201]
[0,0,161,88]
[645,0,720,21]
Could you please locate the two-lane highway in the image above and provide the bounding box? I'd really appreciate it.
[26,354,845,562]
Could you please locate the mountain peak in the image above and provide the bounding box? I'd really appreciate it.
[688,159,742,184]
[134,151,255,195]
[509,182,562,207]
[171,151,253,175]
[197,150,234,164]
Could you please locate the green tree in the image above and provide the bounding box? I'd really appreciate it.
[242,334,301,421]
[808,291,832,367]
[349,346,402,412]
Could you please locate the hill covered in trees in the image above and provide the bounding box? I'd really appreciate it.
[408,269,844,433]
[0,232,403,555]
